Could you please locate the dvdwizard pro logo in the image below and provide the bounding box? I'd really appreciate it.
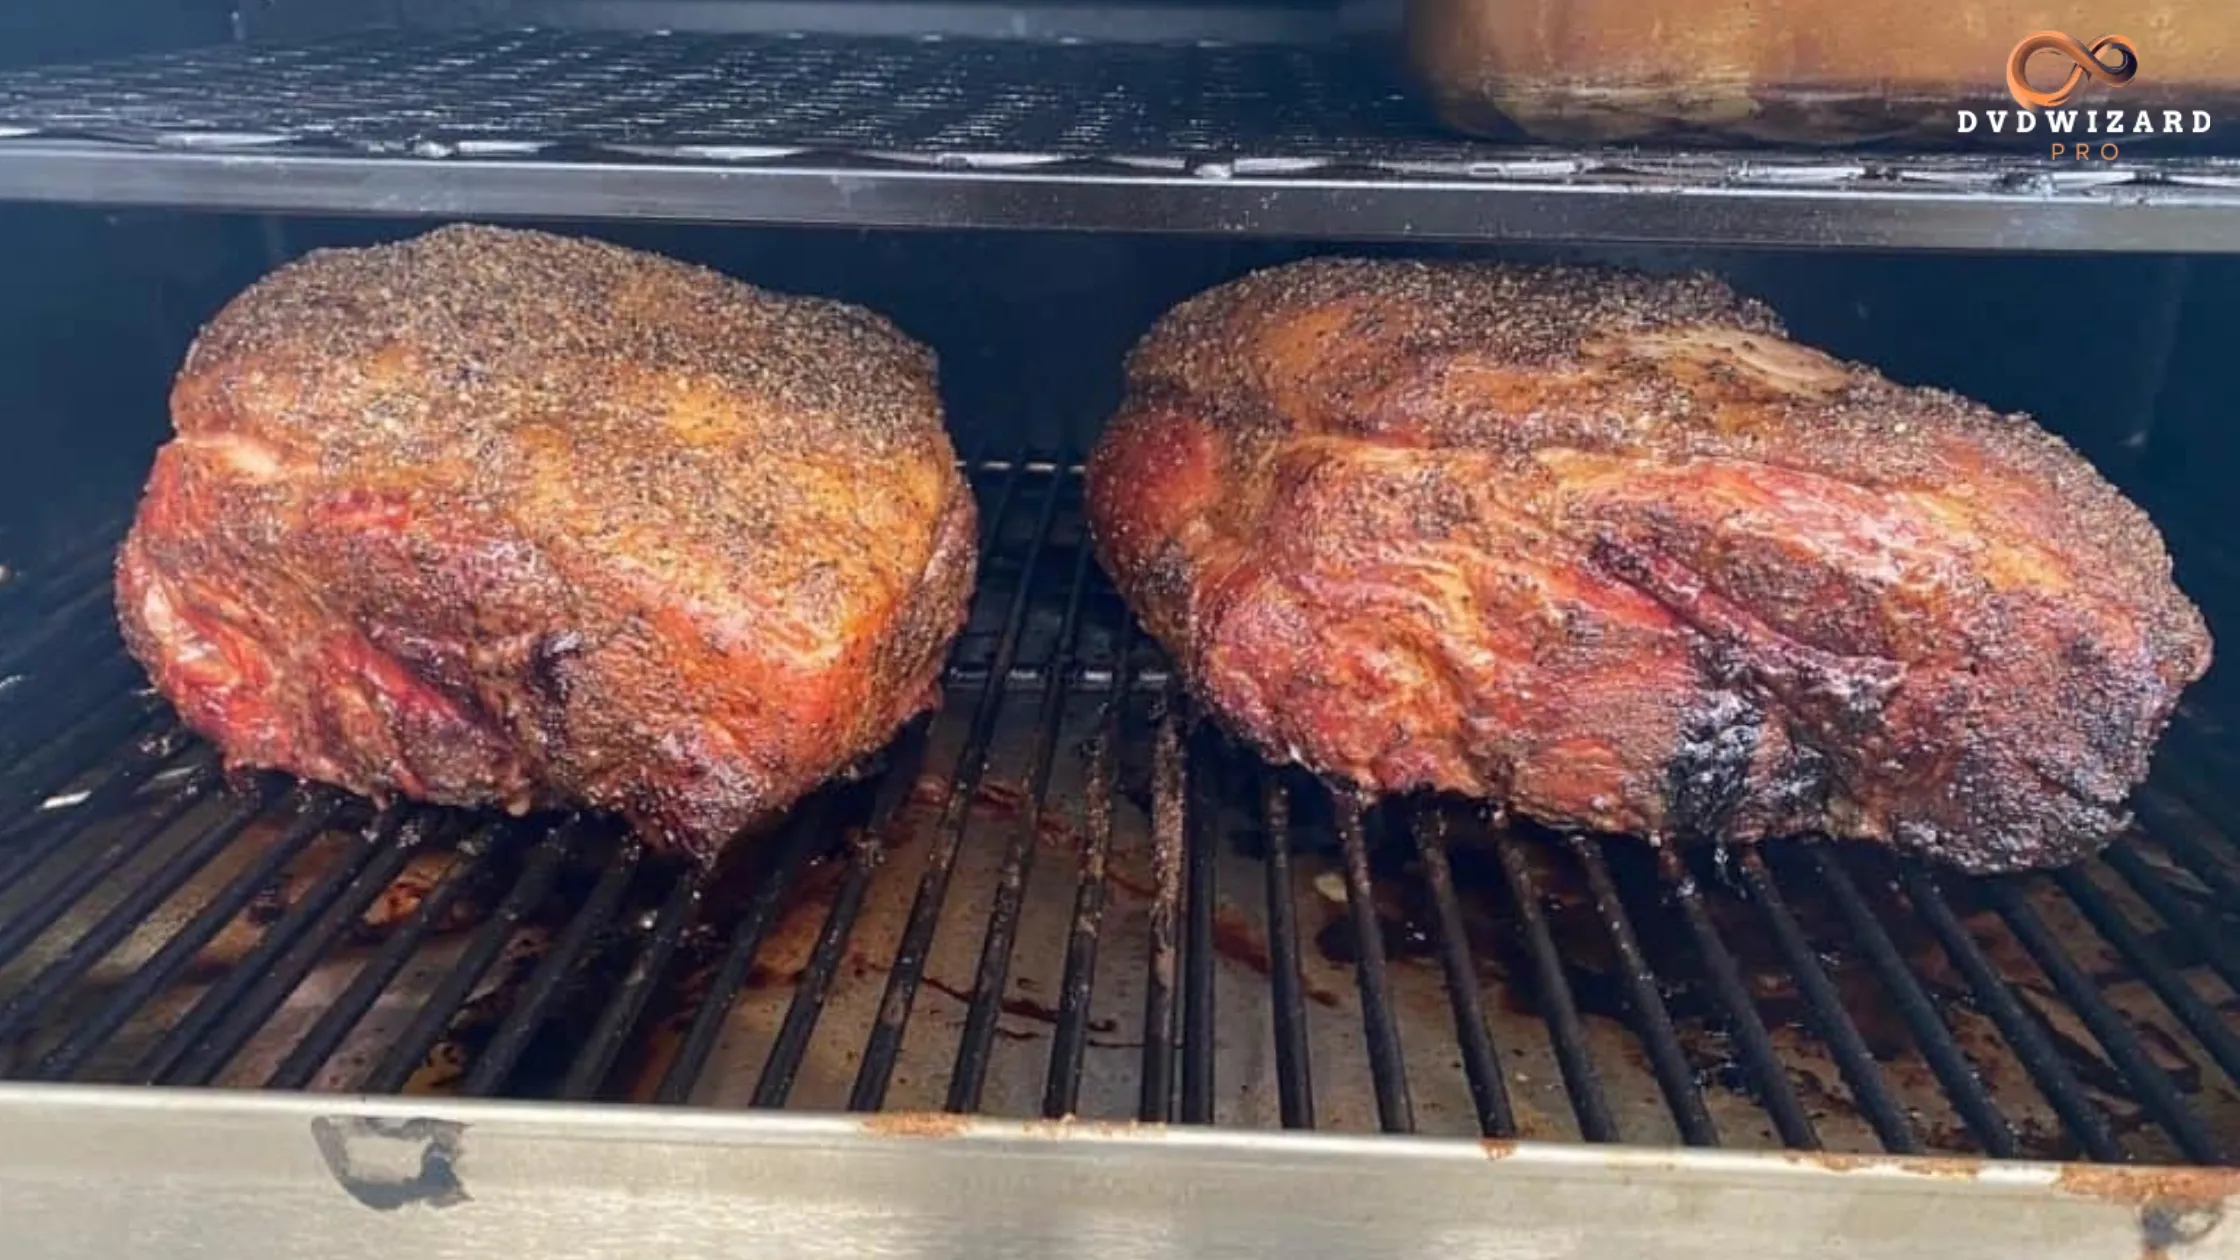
[2006,32,2137,109]
[1956,31,2212,158]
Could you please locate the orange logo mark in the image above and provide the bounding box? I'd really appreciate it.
[2007,32,2139,109]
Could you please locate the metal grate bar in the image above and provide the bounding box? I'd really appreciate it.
[742,738,929,1108]
[2167,705,2240,764]
[2053,867,2240,1090]
[361,822,578,1093]
[750,832,878,1107]
[462,832,643,1096]
[0,761,223,972]
[1411,808,1515,1138]
[2161,729,2240,805]
[1568,836,1718,1145]
[847,459,1055,1113]
[1978,875,2228,1163]
[1655,849,1818,1148]
[0,730,199,896]
[0,783,283,1045]
[941,663,1160,696]
[2145,739,2240,823]
[0,546,119,637]
[1736,850,1920,1153]
[945,535,1097,1114]
[0,519,127,630]
[0,591,135,690]
[0,655,145,769]
[2100,844,2240,997]
[0,610,137,697]
[165,817,481,1087]
[261,824,513,1089]
[7,538,117,607]
[0,583,124,680]
[0,635,138,711]
[1258,776,1316,1131]
[1336,799,1413,1134]
[132,806,441,1084]
[2132,792,2240,908]
[1138,695,1185,1123]
[0,696,167,821]
[2151,737,2240,829]
[1180,727,1221,1125]
[24,790,350,1080]
[2169,715,2240,801]
[1041,622,1131,1121]
[557,861,706,1100]
[1806,849,2018,1157]
[654,791,846,1105]
[0,695,158,814]
[1489,824,1618,1142]
[1893,861,2125,1162]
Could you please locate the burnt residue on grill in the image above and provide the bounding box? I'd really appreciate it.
[918,974,1133,1046]
[1208,901,1342,1009]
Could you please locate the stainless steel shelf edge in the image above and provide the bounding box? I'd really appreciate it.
[5,143,2240,251]
[0,1084,2232,1259]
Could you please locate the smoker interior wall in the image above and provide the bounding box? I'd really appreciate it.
[0,207,2228,573]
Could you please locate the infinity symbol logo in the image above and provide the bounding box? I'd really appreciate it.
[2006,31,2139,109]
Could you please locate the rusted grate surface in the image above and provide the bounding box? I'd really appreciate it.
[0,456,2236,1163]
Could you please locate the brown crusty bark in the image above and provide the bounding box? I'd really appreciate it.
[1087,258,2209,872]
[118,225,975,864]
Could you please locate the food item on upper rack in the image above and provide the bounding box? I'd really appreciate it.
[1085,258,2211,873]
[116,224,976,865]
[1404,0,2240,144]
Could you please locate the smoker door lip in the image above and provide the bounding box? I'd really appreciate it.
[4,142,2240,252]
[0,1084,2232,1258]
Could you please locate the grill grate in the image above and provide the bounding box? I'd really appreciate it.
[0,29,1462,162]
[0,28,2238,255]
[0,456,2237,1163]
[4,26,2238,173]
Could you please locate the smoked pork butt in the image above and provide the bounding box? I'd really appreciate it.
[116,225,976,864]
[1086,260,2210,873]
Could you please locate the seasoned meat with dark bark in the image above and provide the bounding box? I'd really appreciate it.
[1086,259,2209,873]
[117,225,976,864]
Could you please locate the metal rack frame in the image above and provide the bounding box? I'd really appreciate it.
[0,26,2235,249]
[0,0,2237,1231]
[3,1087,2235,1260]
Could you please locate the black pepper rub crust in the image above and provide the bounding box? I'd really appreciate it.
[1089,257,2211,873]
[120,224,976,863]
